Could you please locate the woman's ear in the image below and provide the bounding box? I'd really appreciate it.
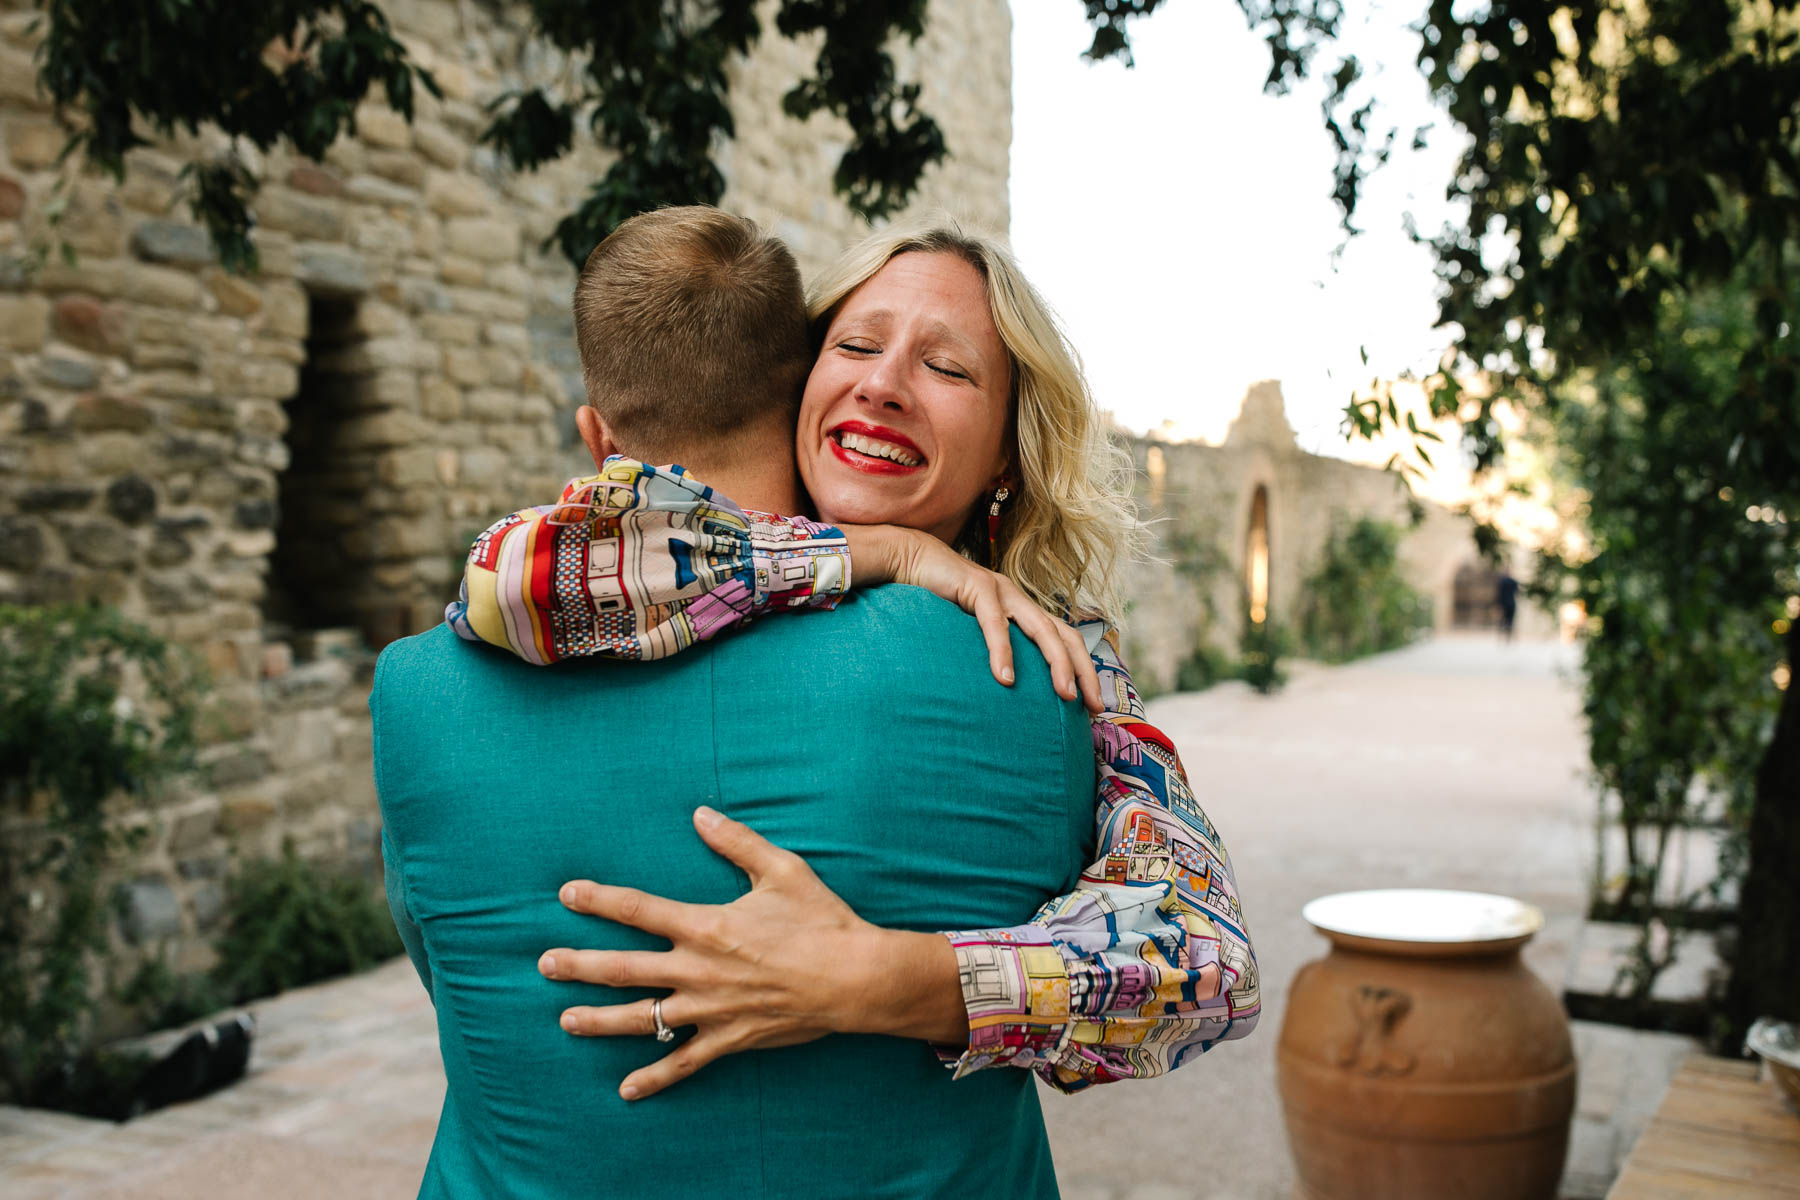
[993,429,1019,494]
[576,405,622,469]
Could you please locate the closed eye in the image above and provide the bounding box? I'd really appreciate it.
[928,363,970,381]
[836,341,878,355]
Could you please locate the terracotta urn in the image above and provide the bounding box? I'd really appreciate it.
[1277,889,1577,1200]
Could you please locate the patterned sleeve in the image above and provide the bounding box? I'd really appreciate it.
[941,619,1261,1093]
[445,457,851,663]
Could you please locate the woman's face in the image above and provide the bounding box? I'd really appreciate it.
[796,251,1013,544]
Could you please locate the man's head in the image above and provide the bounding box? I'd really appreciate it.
[573,206,809,466]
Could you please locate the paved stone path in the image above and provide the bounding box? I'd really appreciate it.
[1040,635,1697,1200]
[0,962,440,1199]
[0,633,1700,1198]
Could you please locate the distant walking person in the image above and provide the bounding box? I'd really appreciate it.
[1496,569,1520,642]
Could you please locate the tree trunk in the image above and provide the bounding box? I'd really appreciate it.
[1725,617,1800,1043]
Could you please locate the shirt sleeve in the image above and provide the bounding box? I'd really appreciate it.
[940,619,1262,1093]
[444,457,851,663]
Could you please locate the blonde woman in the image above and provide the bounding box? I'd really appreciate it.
[453,215,1261,1101]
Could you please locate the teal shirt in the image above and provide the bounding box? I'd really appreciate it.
[373,586,1094,1199]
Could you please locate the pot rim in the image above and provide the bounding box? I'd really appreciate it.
[1303,888,1545,952]
[1747,1018,1800,1068]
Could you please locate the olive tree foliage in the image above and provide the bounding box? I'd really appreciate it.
[1533,277,1790,1028]
[1086,2,1797,1040]
[1305,0,1800,1042]
[475,1,954,267]
[33,0,1188,272]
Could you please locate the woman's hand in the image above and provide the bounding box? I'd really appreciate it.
[843,524,1101,712]
[538,807,967,1101]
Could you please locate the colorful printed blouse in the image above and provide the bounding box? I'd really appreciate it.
[447,457,1261,1092]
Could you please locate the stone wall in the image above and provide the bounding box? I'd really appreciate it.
[0,0,1013,988]
[1117,381,1484,695]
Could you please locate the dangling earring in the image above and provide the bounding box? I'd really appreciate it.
[987,483,1011,568]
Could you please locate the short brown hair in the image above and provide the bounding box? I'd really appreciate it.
[573,206,809,460]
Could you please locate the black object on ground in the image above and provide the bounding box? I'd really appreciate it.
[30,1013,256,1122]
[123,1012,256,1120]
[1563,990,1710,1037]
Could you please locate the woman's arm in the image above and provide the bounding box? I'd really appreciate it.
[447,458,850,663]
[541,619,1259,1100]
[448,459,1096,704]
[940,621,1261,1092]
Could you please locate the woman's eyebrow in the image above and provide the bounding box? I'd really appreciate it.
[834,308,893,332]
[919,319,988,367]
[874,316,971,355]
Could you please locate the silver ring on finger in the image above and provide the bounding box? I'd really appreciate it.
[651,997,674,1043]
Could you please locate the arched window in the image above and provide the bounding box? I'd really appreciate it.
[1246,485,1270,625]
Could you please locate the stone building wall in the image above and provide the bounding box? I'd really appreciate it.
[0,0,1012,986]
[1117,381,1483,695]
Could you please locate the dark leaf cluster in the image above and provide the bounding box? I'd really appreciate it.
[39,1,1168,270]
[39,0,437,272]
[1407,0,1800,499]
[1080,0,1170,66]
[209,842,403,1005]
[777,1,940,224]
[485,0,760,266]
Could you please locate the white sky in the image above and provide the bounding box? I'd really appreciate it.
[1009,1,1464,456]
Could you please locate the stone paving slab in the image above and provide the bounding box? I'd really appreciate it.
[0,958,441,1200]
[0,634,1702,1198]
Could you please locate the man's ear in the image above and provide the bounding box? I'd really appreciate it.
[576,405,622,470]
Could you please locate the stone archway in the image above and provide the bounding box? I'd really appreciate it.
[263,283,445,654]
[1246,484,1271,624]
[265,292,364,640]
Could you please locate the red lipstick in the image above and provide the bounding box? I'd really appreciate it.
[830,422,925,459]
[826,421,927,475]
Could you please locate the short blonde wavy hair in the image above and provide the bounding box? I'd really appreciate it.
[808,217,1142,625]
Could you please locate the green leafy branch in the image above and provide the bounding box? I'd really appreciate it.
[0,605,203,1102]
[35,0,1168,271]
[37,0,437,272]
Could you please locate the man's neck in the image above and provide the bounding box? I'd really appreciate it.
[662,432,805,517]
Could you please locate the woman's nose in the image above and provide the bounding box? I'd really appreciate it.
[855,356,910,412]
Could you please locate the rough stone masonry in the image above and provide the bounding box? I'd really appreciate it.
[0,0,1012,995]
